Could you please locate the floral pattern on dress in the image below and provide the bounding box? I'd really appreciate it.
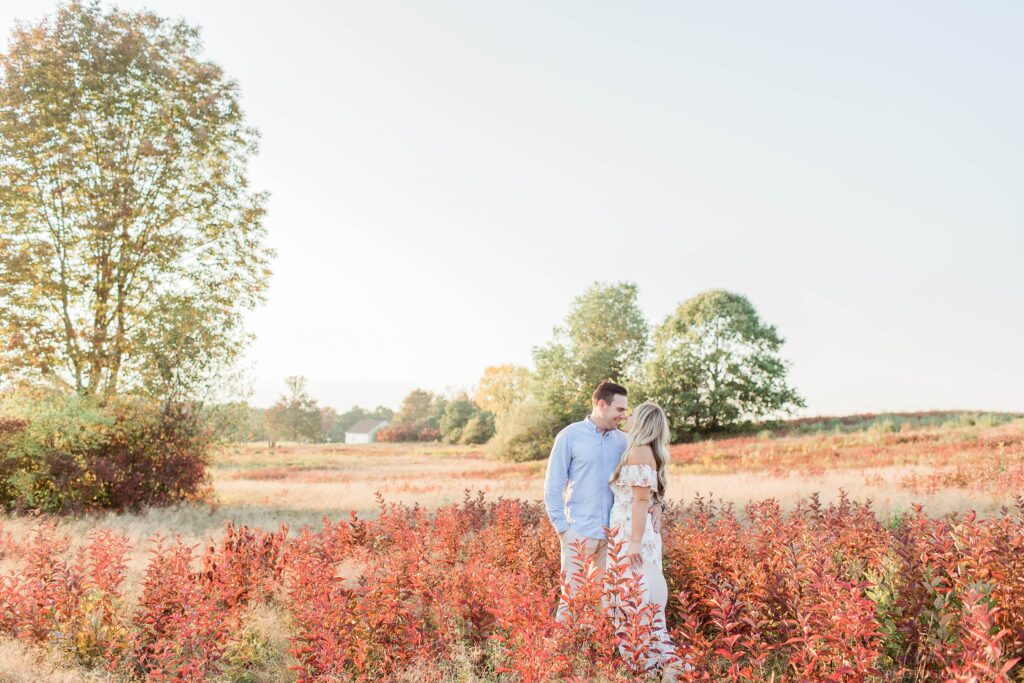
[608,463,661,569]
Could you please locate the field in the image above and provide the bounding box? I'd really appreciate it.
[1,416,1023,681]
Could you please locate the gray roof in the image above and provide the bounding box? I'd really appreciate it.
[346,419,389,434]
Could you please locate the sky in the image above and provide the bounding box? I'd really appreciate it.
[3,1,1022,414]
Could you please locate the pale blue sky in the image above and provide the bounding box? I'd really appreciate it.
[4,1,1022,414]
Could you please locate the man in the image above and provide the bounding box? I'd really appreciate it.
[544,380,663,621]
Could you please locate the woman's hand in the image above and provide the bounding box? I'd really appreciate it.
[626,541,643,572]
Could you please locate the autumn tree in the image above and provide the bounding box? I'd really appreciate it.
[393,388,447,430]
[474,364,531,417]
[394,389,434,425]
[0,3,272,401]
[376,388,453,442]
[263,376,322,444]
[641,290,804,439]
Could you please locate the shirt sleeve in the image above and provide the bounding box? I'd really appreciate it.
[543,429,571,534]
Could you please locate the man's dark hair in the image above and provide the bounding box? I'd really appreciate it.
[592,380,628,406]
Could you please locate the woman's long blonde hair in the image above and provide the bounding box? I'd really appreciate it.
[609,401,670,503]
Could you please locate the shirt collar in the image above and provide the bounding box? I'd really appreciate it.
[583,415,603,434]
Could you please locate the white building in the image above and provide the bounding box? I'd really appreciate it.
[345,419,389,444]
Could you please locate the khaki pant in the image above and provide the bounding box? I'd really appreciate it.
[555,528,607,622]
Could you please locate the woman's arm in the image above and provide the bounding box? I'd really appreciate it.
[628,482,651,571]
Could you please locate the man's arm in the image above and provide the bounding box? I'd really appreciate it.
[543,430,571,534]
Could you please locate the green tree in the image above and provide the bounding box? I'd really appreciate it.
[209,402,267,441]
[428,395,449,431]
[247,405,268,441]
[642,290,804,439]
[459,412,496,445]
[263,376,322,444]
[439,394,490,444]
[0,3,272,400]
[202,400,254,443]
[489,398,559,462]
[533,282,648,425]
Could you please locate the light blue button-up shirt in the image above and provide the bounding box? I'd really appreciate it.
[543,416,628,539]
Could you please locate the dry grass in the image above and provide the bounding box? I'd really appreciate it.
[209,422,1024,521]
[210,441,544,514]
[1,422,1019,581]
[0,638,119,682]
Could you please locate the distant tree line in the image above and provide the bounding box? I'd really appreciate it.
[376,388,496,445]
[235,377,393,445]
[245,284,804,457]
[238,378,495,446]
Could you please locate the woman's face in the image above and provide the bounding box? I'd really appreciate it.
[622,411,635,433]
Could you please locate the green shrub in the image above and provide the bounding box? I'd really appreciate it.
[869,417,899,434]
[459,412,496,445]
[489,399,558,462]
[440,398,479,444]
[0,390,212,513]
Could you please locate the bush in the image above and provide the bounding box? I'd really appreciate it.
[439,398,479,444]
[376,421,441,443]
[459,412,496,445]
[418,426,442,442]
[0,391,213,513]
[378,422,416,442]
[489,399,558,462]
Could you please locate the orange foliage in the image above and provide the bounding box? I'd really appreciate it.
[0,493,1022,680]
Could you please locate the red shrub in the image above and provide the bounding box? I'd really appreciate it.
[0,494,1022,680]
[375,421,441,442]
[0,396,213,513]
[129,523,287,681]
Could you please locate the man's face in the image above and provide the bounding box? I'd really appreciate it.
[599,394,629,430]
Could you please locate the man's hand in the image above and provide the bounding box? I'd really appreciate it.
[650,502,663,533]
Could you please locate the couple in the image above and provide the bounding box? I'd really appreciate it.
[544,380,683,677]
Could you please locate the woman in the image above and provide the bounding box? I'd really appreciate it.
[608,401,685,680]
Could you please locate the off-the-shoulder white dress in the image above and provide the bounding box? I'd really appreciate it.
[608,463,678,671]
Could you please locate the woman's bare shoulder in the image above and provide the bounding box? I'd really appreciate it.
[625,444,656,466]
